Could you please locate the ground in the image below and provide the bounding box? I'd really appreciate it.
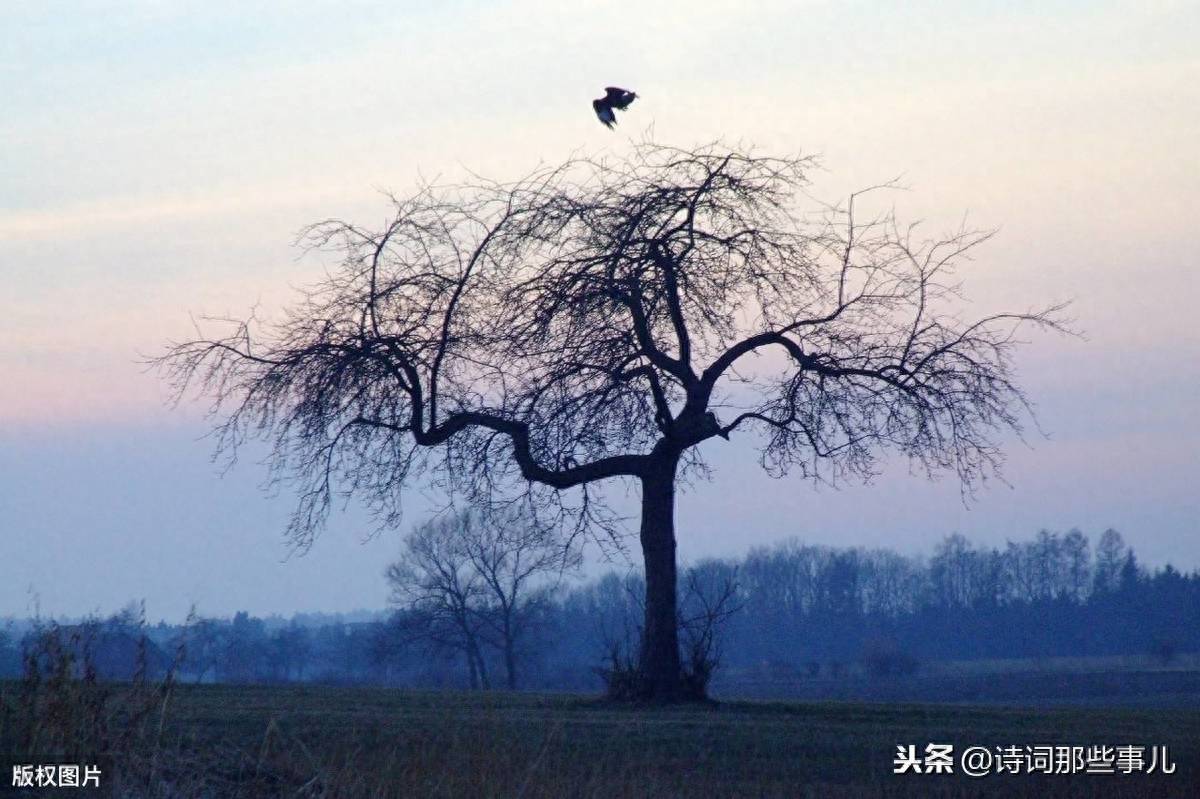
[5,681,1197,797]
[714,653,1200,707]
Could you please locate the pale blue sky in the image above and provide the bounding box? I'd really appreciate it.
[2,1,1197,619]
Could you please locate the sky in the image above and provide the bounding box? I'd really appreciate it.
[2,1,1198,620]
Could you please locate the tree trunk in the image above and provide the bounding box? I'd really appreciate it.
[503,620,518,690]
[472,638,491,689]
[465,646,479,689]
[638,454,682,700]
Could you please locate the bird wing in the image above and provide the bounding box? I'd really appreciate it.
[604,86,630,101]
[592,100,616,128]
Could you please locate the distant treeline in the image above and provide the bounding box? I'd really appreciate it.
[2,528,1196,689]
[716,527,1197,670]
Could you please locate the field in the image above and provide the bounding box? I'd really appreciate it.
[5,681,1200,797]
[714,655,1200,707]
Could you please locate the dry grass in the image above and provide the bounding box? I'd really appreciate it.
[0,617,185,795]
[3,671,1199,796]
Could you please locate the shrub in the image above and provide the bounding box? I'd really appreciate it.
[861,638,919,678]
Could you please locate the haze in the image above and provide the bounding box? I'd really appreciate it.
[2,1,1197,620]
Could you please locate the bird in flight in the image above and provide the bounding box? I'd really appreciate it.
[593,86,637,129]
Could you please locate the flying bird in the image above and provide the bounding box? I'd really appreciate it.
[593,86,637,129]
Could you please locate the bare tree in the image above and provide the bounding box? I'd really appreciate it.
[595,561,740,700]
[159,140,1067,700]
[386,509,578,689]
[386,515,492,689]
[1093,528,1128,595]
[266,622,311,682]
[180,615,222,684]
[460,507,580,689]
[677,561,741,698]
[1061,528,1091,603]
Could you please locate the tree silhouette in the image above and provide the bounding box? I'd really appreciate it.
[159,141,1066,700]
[386,508,579,689]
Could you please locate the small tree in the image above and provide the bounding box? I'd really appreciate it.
[461,508,580,689]
[386,508,578,689]
[1150,638,1178,667]
[677,561,741,698]
[161,141,1066,700]
[1093,528,1128,595]
[180,615,222,684]
[386,515,491,688]
[595,562,741,701]
[861,637,919,678]
[219,612,267,684]
[266,622,311,682]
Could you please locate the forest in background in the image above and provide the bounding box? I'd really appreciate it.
[3,527,1197,695]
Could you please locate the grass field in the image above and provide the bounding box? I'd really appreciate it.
[4,680,1199,797]
[713,666,1200,707]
